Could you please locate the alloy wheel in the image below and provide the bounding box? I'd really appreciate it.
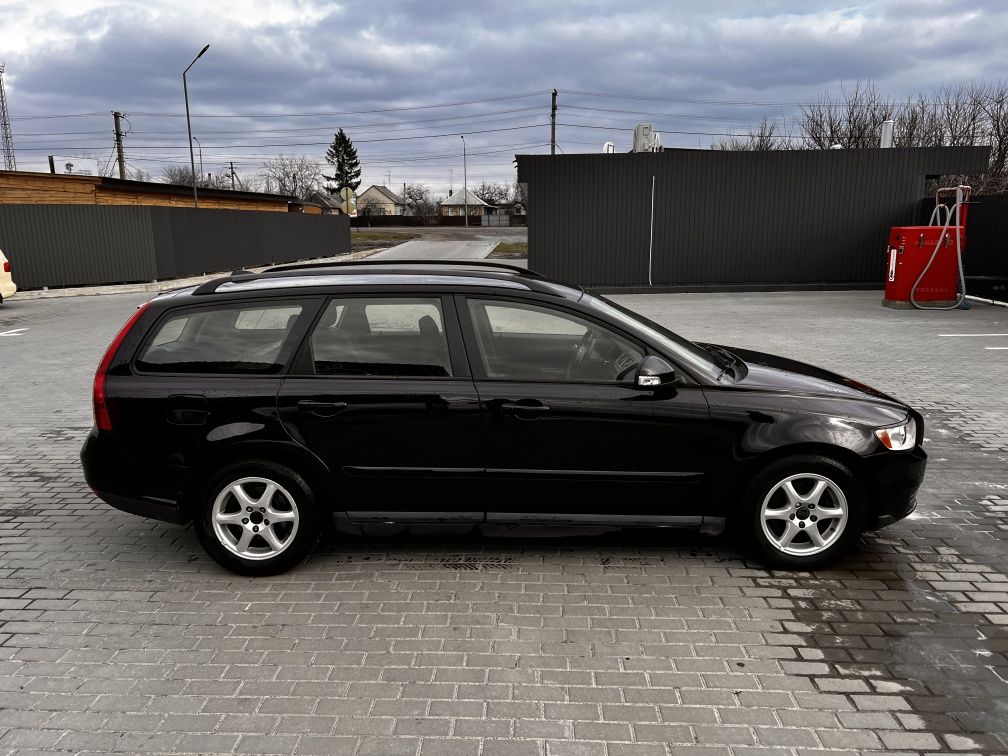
[211,476,300,560]
[759,473,848,557]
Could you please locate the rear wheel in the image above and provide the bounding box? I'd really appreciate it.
[194,461,320,575]
[743,454,865,569]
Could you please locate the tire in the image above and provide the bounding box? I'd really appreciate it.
[194,461,321,576]
[741,454,866,570]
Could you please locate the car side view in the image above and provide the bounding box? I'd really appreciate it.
[81,261,926,575]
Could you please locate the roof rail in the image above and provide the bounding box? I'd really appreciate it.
[191,259,543,296]
[266,258,543,278]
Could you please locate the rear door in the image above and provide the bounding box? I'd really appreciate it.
[276,293,484,522]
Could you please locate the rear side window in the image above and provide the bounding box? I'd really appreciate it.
[309,297,451,377]
[137,303,306,374]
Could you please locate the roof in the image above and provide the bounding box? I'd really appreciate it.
[98,176,294,203]
[440,188,487,206]
[188,260,582,300]
[359,184,405,204]
[304,190,340,208]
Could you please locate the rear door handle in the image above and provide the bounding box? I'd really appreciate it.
[297,400,348,417]
[499,401,551,418]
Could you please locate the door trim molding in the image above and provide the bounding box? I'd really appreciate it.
[485,468,702,481]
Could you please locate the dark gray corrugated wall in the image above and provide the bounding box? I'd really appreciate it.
[0,205,159,289]
[0,205,351,290]
[517,147,992,289]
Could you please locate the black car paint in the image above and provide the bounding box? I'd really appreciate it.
[81,271,926,532]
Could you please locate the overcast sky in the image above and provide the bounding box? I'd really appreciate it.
[1,0,1005,195]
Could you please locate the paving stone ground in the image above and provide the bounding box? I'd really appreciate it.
[0,289,1006,756]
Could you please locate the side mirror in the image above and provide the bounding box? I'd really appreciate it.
[636,355,677,388]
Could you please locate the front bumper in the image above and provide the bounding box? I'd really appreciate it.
[863,445,927,530]
[80,429,190,524]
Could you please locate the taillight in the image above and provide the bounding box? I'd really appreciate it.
[93,303,150,431]
[2,261,9,273]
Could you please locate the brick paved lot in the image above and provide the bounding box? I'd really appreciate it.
[0,290,1006,755]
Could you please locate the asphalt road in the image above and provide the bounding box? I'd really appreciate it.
[0,290,1006,755]
[368,239,497,260]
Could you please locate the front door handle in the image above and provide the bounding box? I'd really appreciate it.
[297,400,348,417]
[499,401,551,419]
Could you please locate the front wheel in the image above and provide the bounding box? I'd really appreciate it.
[743,454,866,569]
[194,461,321,575]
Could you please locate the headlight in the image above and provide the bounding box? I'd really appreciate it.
[875,418,916,451]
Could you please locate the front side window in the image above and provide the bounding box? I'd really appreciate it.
[310,297,451,377]
[468,299,644,383]
[137,303,305,374]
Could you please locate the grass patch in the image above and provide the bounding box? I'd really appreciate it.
[351,230,419,253]
[488,242,528,258]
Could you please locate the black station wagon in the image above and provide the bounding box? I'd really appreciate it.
[81,260,926,574]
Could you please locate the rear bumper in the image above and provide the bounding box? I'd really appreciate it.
[80,429,190,524]
[863,446,927,530]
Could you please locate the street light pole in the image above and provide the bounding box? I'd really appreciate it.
[192,136,203,177]
[461,134,468,227]
[183,43,210,208]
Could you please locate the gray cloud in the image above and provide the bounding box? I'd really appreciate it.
[3,0,1006,192]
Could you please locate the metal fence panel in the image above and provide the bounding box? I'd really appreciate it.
[0,204,350,290]
[0,204,158,290]
[518,147,992,289]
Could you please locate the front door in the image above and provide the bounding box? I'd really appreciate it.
[277,294,484,522]
[458,295,711,523]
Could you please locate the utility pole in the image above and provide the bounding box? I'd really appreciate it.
[229,161,236,190]
[0,63,16,171]
[461,135,468,227]
[550,88,557,156]
[112,111,126,179]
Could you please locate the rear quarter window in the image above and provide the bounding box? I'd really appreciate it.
[136,302,306,374]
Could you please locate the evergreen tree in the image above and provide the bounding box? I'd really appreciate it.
[323,128,361,195]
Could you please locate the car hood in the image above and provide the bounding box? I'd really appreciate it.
[701,343,907,408]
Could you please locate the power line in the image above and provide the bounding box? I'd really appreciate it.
[14,123,552,151]
[563,104,777,124]
[565,89,807,107]
[9,91,549,121]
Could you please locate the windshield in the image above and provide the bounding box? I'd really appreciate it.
[583,294,724,380]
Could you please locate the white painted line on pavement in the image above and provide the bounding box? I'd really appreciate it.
[985,346,1008,350]
[0,328,27,336]
[938,333,1008,336]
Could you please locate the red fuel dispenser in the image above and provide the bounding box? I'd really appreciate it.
[883,185,971,310]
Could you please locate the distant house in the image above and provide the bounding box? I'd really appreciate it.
[439,188,488,217]
[302,190,343,215]
[357,185,406,216]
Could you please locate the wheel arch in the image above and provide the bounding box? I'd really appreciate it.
[180,439,335,521]
[728,442,871,515]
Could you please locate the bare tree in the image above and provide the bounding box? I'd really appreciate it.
[161,164,231,189]
[511,181,528,212]
[800,81,896,149]
[472,181,512,206]
[403,183,440,225]
[128,166,153,182]
[259,154,322,200]
[714,118,797,151]
[356,196,387,225]
[982,81,1008,193]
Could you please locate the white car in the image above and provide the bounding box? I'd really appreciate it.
[0,248,15,304]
